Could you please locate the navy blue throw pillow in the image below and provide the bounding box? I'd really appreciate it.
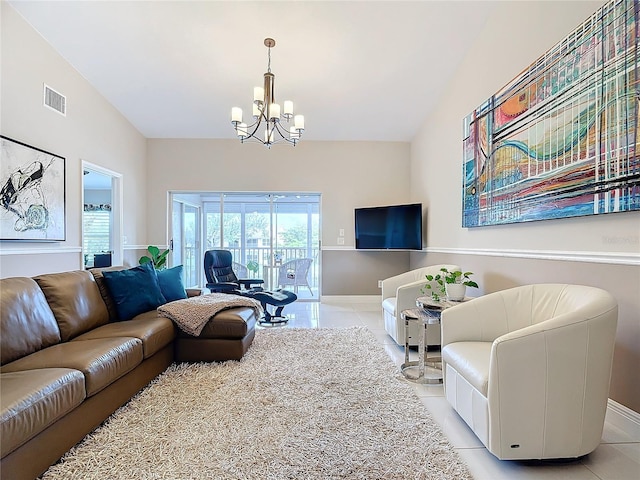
[156,265,188,302]
[102,262,167,321]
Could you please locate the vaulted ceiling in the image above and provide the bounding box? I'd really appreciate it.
[9,1,496,142]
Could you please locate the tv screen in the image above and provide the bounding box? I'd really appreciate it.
[355,203,423,250]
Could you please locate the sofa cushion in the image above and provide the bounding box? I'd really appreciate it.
[157,265,188,302]
[0,368,85,457]
[72,312,175,358]
[0,277,61,365]
[442,341,492,396]
[90,266,128,322]
[1,338,143,397]
[34,270,109,341]
[176,307,257,339]
[102,263,167,321]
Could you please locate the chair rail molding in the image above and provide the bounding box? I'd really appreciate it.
[0,246,82,255]
[425,247,640,266]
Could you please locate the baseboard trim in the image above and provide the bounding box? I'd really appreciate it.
[425,247,640,266]
[321,295,380,303]
[607,399,640,439]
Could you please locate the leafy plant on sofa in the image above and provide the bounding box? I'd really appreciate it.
[139,245,170,270]
[423,267,478,302]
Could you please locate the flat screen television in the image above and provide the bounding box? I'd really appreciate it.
[354,203,423,250]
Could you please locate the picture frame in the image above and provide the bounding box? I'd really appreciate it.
[0,135,66,241]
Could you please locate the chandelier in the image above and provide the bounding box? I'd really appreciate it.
[231,38,305,147]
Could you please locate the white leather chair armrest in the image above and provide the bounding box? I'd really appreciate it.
[395,279,429,314]
[441,296,503,347]
[396,279,427,317]
[485,305,617,458]
[381,270,418,300]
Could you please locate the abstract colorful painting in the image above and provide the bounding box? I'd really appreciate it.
[462,0,639,227]
[0,136,66,241]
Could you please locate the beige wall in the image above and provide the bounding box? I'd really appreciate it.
[146,138,413,293]
[410,0,640,412]
[0,3,147,278]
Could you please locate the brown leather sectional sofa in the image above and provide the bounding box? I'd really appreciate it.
[0,268,257,480]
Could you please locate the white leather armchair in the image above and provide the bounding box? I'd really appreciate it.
[381,264,460,346]
[441,284,618,460]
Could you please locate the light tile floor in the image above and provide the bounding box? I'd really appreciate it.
[266,300,640,480]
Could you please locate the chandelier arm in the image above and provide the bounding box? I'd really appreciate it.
[270,122,297,145]
[243,102,269,140]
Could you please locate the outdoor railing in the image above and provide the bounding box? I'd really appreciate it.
[227,247,319,288]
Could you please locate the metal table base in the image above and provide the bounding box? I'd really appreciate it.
[400,308,442,384]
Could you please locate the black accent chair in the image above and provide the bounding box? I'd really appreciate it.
[204,249,264,293]
[204,249,297,324]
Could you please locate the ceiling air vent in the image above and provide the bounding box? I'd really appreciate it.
[43,84,66,116]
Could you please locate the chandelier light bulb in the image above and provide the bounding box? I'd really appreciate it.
[231,107,242,124]
[294,115,305,131]
[283,101,294,118]
[265,128,275,143]
[237,123,248,138]
[253,87,264,104]
[269,103,281,121]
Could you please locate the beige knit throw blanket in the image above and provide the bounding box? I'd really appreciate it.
[157,293,263,336]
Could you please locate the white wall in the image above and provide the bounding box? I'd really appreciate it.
[0,3,147,277]
[410,0,640,411]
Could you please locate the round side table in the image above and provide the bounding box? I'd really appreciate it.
[400,308,443,384]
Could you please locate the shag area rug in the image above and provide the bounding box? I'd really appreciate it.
[41,327,473,480]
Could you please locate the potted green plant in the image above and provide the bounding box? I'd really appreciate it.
[139,245,169,270]
[423,267,478,302]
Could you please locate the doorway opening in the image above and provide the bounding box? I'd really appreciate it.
[82,162,123,268]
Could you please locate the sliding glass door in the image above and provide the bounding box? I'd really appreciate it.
[171,199,201,288]
[173,192,320,300]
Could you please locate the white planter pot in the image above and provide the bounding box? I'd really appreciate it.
[446,283,466,301]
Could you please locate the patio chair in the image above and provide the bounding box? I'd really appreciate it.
[232,261,249,280]
[277,258,313,295]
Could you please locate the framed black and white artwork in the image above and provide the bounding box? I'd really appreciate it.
[0,136,66,241]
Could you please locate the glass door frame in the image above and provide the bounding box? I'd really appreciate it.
[170,191,321,301]
[170,196,202,288]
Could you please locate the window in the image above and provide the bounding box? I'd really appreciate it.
[83,205,111,267]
